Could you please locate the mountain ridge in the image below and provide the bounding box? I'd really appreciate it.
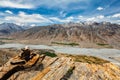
[0,23,25,36]
[11,22,120,48]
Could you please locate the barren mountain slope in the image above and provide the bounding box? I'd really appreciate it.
[12,22,120,48]
[0,23,25,36]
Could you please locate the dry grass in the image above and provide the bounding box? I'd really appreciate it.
[60,54,109,65]
[0,48,19,65]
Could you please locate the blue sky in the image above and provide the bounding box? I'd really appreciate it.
[0,0,119,26]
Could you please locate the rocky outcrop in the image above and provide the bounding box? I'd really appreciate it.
[0,54,40,80]
[0,52,120,80]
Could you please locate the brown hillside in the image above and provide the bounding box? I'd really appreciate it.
[12,22,120,48]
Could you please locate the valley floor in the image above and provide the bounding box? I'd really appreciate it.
[1,38,120,49]
[0,43,120,66]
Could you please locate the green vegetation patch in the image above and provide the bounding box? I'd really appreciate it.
[32,49,57,57]
[96,43,109,46]
[96,43,113,48]
[51,42,79,46]
[0,41,5,45]
[41,51,57,57]
[0,38,14,40]
[42,52,57,57]
[65,54,109,65]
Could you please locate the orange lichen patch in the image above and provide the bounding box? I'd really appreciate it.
[24,54,40,68]
[32,67,50,80]
[104,63,120,79]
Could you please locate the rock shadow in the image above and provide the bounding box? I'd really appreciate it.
[0,66,24,80]
[60,66,75,80]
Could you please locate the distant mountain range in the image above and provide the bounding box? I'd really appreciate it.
[11,22,120,48]
[0,22,119,48]
[0,23,25,36]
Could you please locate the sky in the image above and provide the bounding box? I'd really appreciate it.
[0,0,119,26]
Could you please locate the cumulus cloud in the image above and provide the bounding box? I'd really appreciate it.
[0,0,34,9]
[86,15,105,22]
[5,11,52,25]
[49,15,111,24]
[86,15,105,21]
[96,15,104,19]
[49,16,74,23]
[5,10,13,14]
[97,7,104,11]
[0,0,89,10]
[112,13,120,18]
[0,10,120,26]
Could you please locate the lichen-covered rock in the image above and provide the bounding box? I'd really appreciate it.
[0,54,120,80]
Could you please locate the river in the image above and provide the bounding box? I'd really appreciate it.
[0,43,120,65]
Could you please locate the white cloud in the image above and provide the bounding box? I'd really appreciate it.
[49,16,74,23]
[30,24,36,27]
[5,10,13,14]
[86,15,105,22]
[15,23,25,26]
[49,15,112,24]
[112,13,120,18]
[97,7,104,11]
[78,16,83,18]
[87,17,95,21]
[47,0,90,9]
[0,0,34,9]
[0,0,91,11]
[60,11,67,17]
[0,10,13,16]
[63,16,74,22]
[96,15,104,19]
[49,17,62,22]
[0,9,119,26]
[6,0,90,10]
[66,16,74,20]
[85,14,120,24]
[5,11,52,25]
